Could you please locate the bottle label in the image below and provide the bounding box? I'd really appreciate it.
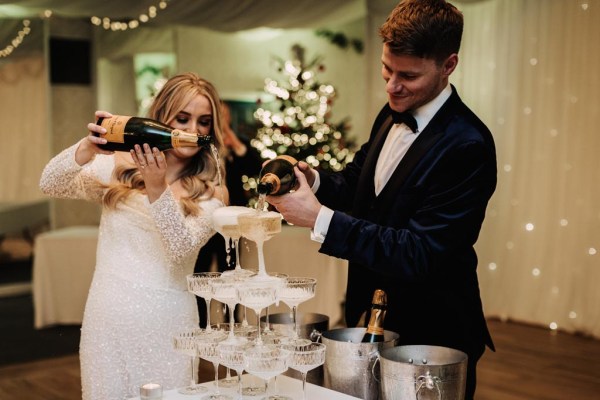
[98,115,131,143]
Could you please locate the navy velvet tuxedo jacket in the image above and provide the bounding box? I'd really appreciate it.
[316,87,496,354]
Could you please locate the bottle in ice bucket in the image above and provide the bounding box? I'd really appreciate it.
[95,115,213,152]
[361,289,387,343]
[257,155,298,195]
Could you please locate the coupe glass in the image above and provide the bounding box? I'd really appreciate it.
[212,322,257,389]
[250,271,288,339]
[278,277,317,345]
[196,329,231,400]
[237,278,282,346]
[285,342,327,400]
[212,206,255,277]
[187,272,222,332]
[210,276,251,343]
[173,329,208,395]
[218,340,251,400]
[244,345,291,400]
[238,210,282,277]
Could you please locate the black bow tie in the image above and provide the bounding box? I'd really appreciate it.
[391,111,418,133]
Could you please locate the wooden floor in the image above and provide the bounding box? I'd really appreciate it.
[1,319,599,399]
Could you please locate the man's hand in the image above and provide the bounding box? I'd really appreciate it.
[267,165,321,228]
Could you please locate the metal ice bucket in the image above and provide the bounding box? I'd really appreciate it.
[321,327,399,400]
[260,312,329,385]
[261,312,328,341]
[378,345,467,400]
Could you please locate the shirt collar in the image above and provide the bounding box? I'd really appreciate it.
[412,84,452,133]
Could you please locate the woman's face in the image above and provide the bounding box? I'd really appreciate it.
[168,93,213,159]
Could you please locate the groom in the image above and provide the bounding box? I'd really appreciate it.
[266,0,497,398]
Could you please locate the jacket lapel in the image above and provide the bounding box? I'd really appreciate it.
[352,112,394,218]
[375,88,462,210]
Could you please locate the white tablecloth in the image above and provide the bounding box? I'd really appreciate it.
[32,226,98,328]
[32,224,349,329]
[128,374,361,400]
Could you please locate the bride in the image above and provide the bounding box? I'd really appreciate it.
[40,72,228,399]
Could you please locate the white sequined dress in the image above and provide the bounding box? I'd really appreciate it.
[39,142,222,399]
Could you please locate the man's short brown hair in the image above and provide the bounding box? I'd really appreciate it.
[379,0,463,65]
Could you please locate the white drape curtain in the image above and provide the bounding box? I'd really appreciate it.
[0,54,48,202]
[453,0,600,338]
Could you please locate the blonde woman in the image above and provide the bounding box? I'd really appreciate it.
[40,73,227,399]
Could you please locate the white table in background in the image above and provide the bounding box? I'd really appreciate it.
[128,374,361,399]
[32,226,98,328]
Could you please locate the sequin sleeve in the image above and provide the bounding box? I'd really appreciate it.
[39,140,111,203]
[149,187,222,264]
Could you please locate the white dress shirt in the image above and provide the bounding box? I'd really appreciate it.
[311,84,453,243]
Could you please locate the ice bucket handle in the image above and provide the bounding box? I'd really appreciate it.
[371,351,382,383]
[415,371,442,400]
[310,329,322,342]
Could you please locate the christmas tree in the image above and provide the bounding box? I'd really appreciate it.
[243,44,357,195]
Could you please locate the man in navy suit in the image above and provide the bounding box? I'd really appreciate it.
[267,0,496,398]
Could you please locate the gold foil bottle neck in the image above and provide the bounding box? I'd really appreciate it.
[372,289,387,306]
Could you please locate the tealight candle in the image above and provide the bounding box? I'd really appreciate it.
[140,383,162,399]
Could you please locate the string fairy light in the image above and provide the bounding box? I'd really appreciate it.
[0,10,52,59]
[90,0,170,31]
[0,19,31,58]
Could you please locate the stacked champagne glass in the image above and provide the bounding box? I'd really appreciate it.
[173,206,325,400]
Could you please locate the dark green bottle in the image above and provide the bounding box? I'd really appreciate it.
[257,155,298,195]
[95,115,212,152]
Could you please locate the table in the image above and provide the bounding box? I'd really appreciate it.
[32,226,98,328]
[127,374,361,399]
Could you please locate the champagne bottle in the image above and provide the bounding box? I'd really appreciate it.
[361,289,387,343]
[94,115,213,152]
[257,155,298,195]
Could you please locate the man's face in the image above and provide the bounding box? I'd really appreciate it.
[381,43,457,113]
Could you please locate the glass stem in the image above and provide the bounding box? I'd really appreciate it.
[205,299,212,332]
[190,356,197,386]
[264,306,271,333]
[293,305,299,338]
[234,238,242,270]
[242,306,249,327]
[257,242,266,276]
[302,372,308,400]
[256,309,263,345]
[229,304,236,340]
[272,375,279,396]
[213,362,220,394]
[236,369,243,400]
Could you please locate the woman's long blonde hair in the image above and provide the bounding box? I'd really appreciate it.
[102,72,225,216]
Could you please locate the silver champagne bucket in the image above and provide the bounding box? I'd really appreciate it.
[260,312,329,385]
[321,327,399,400]
[379,345,467,400]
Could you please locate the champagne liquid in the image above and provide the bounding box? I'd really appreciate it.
[220,225,241,239]
[256,193,267,212]
[238,211,282,243]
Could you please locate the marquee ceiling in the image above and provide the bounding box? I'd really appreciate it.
[0,0,367,32]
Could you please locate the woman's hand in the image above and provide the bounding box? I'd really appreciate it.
[130,143,168,203]
[75,110,114,166]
